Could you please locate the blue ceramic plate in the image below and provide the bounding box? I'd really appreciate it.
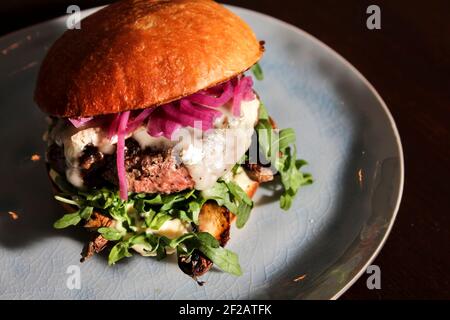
[0,6,403,299]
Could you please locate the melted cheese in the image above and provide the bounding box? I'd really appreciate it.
[177,98,260,190]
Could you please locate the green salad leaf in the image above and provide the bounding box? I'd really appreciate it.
[196,232,220,248]
[98,227,123,241]
[199,244,242,276]
[256,103,313,210]
[80,206,93,220]
[108,241,132,265]
[148,212,172,230]
[224,181,253,228]
[174,232,242,276]
[201,181,237,213]
[53,211,82,229]
[251,62,264,81]
[201,180,254,228]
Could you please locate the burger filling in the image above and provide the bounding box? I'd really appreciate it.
[46,97,259,194]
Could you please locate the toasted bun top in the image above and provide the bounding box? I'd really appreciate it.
[34,0,263,118]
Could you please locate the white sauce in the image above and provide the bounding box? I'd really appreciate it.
[47,97,260,191]
[227,166,255,192]
[132,218,190,256]
[131,243,156,257]
[147,218,191,239]
[48,123,117,188]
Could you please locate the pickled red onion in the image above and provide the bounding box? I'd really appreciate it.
[126,108,154,134]
[231,76,254,117]
[147,101,219,139]
[116,111,130,200]
[180,99,221,121]
[147,112,164,137]
[108,113,120,140]
[188,81,233,107]
[161,103,202,129]
[241,76,255,101]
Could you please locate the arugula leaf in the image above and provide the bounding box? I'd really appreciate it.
[256,123,273,160]
[140,207,157,228]
[201,182,237,213]
[235,202,253,229]
[186,197,204,224]
[128,234,169,258]
[98,227,123,241]
[173,232,242,276]
[160,192,190,211]
[251,63,264,81]
[139,194,163,206]
[148,212,172,230]
[79,206,93,220]
[256,102,313,210]
[276,146,313,210]
[79,188,118,209]
[126,234,161,257]
[201,180,255,228]
[132,190,198,226]
[196,232,220,248]
[168,233,197,249]
[258,101,270,120]
[225,181,252,206]
[224,181,253,228]
[154,236,170,260]
[129,234,148,246]
[156,246,167,260]
[255,104,275,162]
[108,241,132,265]
[53,211,82,229]
[199,245,242,276]
[109,202,131,226]
[276,128,297,150]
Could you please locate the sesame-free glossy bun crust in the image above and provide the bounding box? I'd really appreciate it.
[34,0,263,117]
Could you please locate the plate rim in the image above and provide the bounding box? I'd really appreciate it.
[0,4,404,300]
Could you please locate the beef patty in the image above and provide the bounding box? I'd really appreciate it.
[47,138,195,194]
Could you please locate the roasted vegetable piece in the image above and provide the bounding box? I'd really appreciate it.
[198,201,231,247]
[178,250,213,281]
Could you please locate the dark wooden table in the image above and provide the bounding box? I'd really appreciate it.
[1,0,449,299]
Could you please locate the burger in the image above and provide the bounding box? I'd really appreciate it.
[34,0,312,280]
